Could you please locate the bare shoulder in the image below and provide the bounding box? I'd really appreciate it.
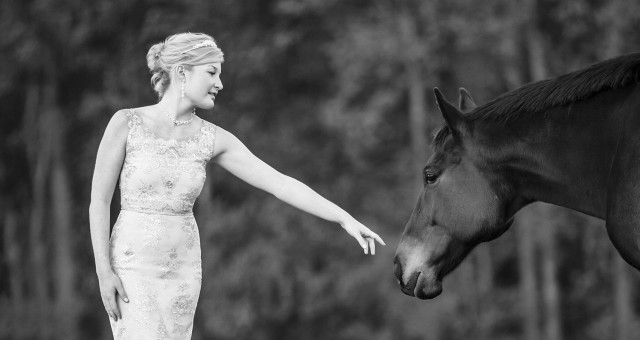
[101,109,133,145]
[212,124,239,146]
[109,109,131,126]
[208,124,247,159]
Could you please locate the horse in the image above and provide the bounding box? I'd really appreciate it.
[394,53,640,299]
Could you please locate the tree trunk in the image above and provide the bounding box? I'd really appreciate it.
[49,93,78,339]
[475,245,493,296]
[516,207,540,340]
[397,4,429,189]
[539,206,561,340]
[24,78,53,337]
[462,247,493,340]
[474,244,493,339]
[406,59,428,172]
[3,210,24,322]
[602,0,624,59]
[613,254,632,340]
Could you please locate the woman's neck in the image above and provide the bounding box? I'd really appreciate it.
[156,92,195,121]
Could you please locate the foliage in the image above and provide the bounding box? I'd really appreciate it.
[1,0,640,339]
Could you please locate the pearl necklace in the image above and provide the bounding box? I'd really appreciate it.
[164,108,196,126]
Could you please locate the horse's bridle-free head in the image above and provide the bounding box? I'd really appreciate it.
[394,88,518,299]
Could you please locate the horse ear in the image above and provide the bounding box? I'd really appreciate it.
[434,88,465,131]
[458,87,477,113]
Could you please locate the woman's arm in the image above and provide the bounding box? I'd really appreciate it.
[213,126,385,254]
[89,110,129,320]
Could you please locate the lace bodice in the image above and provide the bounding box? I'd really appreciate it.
[119,109,216,215]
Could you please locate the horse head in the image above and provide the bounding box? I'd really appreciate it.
[394,88,519,299]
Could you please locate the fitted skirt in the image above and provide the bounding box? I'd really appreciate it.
[109,209,202,340]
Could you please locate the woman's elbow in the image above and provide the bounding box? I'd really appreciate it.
[271,175,296,200]
[89,199,110,214]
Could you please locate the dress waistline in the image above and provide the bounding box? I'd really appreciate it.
[120,208,194,217]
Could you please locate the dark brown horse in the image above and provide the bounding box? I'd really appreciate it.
[394,53,640,299]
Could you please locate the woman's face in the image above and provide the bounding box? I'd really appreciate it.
[184,62,223,109]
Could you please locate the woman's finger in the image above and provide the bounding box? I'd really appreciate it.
[101,298,112,319]
[104,298,116,321]
[115,279,129,303]
[368,237,376,255]
[362,228,385,247]
[108,294,121,320]
[371,232,386,246]
[352,232,368,254]
[358,224,385,247]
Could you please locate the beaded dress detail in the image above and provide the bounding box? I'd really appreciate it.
[109,109,216,339]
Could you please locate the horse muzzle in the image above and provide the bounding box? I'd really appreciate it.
[394,255,443,299]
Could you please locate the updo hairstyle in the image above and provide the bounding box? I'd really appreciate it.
[146,32,224,98]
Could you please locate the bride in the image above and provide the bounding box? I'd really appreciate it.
[89,32,385,339]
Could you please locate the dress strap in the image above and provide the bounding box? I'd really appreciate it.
[211,123,217,156]
[202,121,218,157]
[125,109,142,130]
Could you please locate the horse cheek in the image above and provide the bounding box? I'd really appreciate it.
[455,170,498,239]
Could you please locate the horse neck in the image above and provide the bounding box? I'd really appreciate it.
[473,84,639,219]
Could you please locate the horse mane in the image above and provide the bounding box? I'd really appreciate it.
[432,53,640,148]
[466,53,640,122]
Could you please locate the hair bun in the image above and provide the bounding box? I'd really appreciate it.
[146,42,165,71]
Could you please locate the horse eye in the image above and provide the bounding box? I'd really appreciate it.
[424,171,439,184]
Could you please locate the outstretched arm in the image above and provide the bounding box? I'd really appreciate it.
[213,126,385,254]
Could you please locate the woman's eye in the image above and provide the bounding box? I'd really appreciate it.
[424,171,439,184]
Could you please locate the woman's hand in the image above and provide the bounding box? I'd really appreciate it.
[98,270,129,321]
[341,218,386,255]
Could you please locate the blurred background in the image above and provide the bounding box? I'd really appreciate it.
[2,0,640,339]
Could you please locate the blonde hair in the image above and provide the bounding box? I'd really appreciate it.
[146,32,225,98]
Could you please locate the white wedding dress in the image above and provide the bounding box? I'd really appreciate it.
[109,109,216,339]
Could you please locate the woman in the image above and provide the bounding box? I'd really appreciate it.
[89,32,385,339]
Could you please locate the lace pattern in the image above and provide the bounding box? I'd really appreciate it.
[120,109,216,215]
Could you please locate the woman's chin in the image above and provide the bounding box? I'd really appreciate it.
[198,101,215,110]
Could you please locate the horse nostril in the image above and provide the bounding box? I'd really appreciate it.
[393,255,404,285]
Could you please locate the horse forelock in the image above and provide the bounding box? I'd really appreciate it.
[432,125,451,149]
[465,53,640,122]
